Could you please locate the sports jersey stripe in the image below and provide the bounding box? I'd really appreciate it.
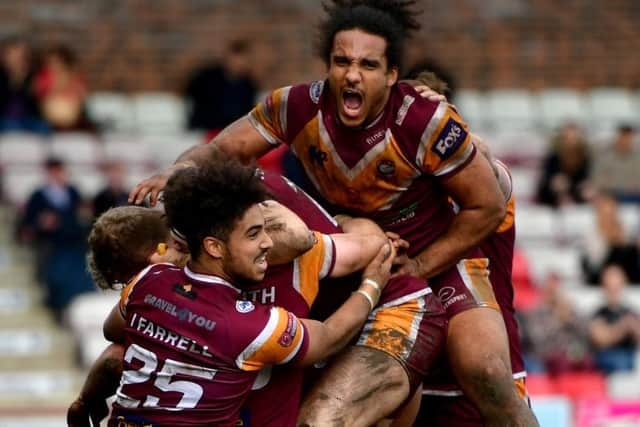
[403,296,425,359]
[416,102,448,168]
[248,112,282,146]
[423,372,527,396]
[278,323,305,364]
[494,159,513,202]
[378,288,432,309]
[183,266,242,293]
[317,112,393,180]
[292,258,301,295]
[119,264,158,316]
[279,86,292,139]
[434,141,475,177]
[236,307,281,369]
[282,176,338,227]
[318,233,334,279]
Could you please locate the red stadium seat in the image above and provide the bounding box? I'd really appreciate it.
[526,374,557,396]
[554,372,607,400]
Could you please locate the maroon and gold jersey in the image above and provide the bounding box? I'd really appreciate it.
[479,160,525,377]
[249,81,476,256]
[110,263,309,427]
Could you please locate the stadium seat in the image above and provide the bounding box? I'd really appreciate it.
[525,373,557,396]
[49,133,102,166]
[530,396,573,427]
[521,246,583,284]
[607,371,640,399]
[1,167,45,207]
[509,166,539,203]
[102,133,156,169]
[514,205,557,244]
[453,90,487,130]
[619,204,640,236]
[132,93,186,134]
[586,88,637,135]
[86,92,136,132]
[487,131,547,166]
[67,166,105,199]
[0,133,47,167]
[485,89,539,131]
[558,205,596,244]
[537,89,589,131]
[142,132,204,168]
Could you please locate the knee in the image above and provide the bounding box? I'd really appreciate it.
[458,352,514,401]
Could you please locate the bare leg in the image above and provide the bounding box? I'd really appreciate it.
[298,347,409,427]
[447,307,538,427]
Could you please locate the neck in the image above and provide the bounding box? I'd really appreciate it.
[188,258,230,282]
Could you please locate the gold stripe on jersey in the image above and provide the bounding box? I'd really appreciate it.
[456,258,500,312]
[417,103,474,176]
[293,232,333,307]
[237,307,305,371]
[497,195,516,233]
[248,87,291,145]
[291,116,421,213]
[119,264,157,316]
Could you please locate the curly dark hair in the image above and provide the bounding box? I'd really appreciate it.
[318,0,421,71]
[163,155,268,260]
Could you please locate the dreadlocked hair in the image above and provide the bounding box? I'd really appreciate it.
[318,0,421,70]
[162,154,268,260]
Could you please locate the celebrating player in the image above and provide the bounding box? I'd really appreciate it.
[129,1,536,425]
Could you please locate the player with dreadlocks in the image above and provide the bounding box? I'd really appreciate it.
[130,1,538,425]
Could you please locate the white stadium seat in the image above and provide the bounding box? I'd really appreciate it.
[514,205,557,243]
[1,167,45,206]
[537,89,589,131]
[86,92,136,132]
[558,205,596,244]
[586,88,637,135]
[0,133,47,167]
[522,246,583,284]
[50,133,102,166]
[133,93,186,134]
[486,89,538,131]
[453,90,487,131]
[510,166,539,204]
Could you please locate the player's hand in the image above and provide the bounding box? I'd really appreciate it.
[391,256,422,279]
[362,241,396,292]
[385,231,409,252]
[67,397,108,427]
[412,84,447,103]
[128,161,194,206]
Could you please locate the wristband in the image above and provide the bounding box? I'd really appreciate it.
[354,289,375,311]
[362,278,381,295]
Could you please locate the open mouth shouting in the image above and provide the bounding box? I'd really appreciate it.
[341,88,364,124]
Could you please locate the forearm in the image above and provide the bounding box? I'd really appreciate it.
[300,286,374,364]
[175,142,217,166]
[414,205,503,279]
[79,343,124,402]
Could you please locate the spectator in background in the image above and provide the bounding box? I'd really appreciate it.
[34,44,91,131]
[582,193,640,283]
[18,157,94,320]
[92,160,129,220]
[520,272,593,375]
[536,122,592,207]
[0,36,48,134]
[185,39,257,136]
[592,124,640,203]
[589,265,640,374]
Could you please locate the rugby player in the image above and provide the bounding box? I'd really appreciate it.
[129,1,536,425]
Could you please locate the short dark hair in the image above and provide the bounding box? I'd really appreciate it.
[163,155,268,259]
[88,206,168,289]
[317,0,421,71]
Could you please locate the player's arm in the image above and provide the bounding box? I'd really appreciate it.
[260,200,316,266]
[406,151,505,279]
[299,242,394,365]
[67,343,124,427]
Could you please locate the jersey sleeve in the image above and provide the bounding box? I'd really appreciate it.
[235,306,309,371]
[248,86,293,146]
[415,103,476,178]
[118,264,156,317]
[495,159,516,233]
[296,232,336,307]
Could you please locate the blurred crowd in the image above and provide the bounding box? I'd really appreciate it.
[2,34,640,379]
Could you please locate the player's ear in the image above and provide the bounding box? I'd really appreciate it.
[386,66,398,87]
[203,236,224,259]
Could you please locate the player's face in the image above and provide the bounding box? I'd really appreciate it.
[223,205,273,283]
[329,29,398,128]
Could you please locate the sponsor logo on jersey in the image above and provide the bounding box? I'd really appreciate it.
[431,118,468,160]
[437,286,468,309]
[395,95,415,126]
[366,129,385,145]
[309,145,328,164]
[236,300,255,313]
[144,293,215,330]
[278,312,298,347]
[243,286,276,304]
[377,159,396,177]
[309,80,324,104]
